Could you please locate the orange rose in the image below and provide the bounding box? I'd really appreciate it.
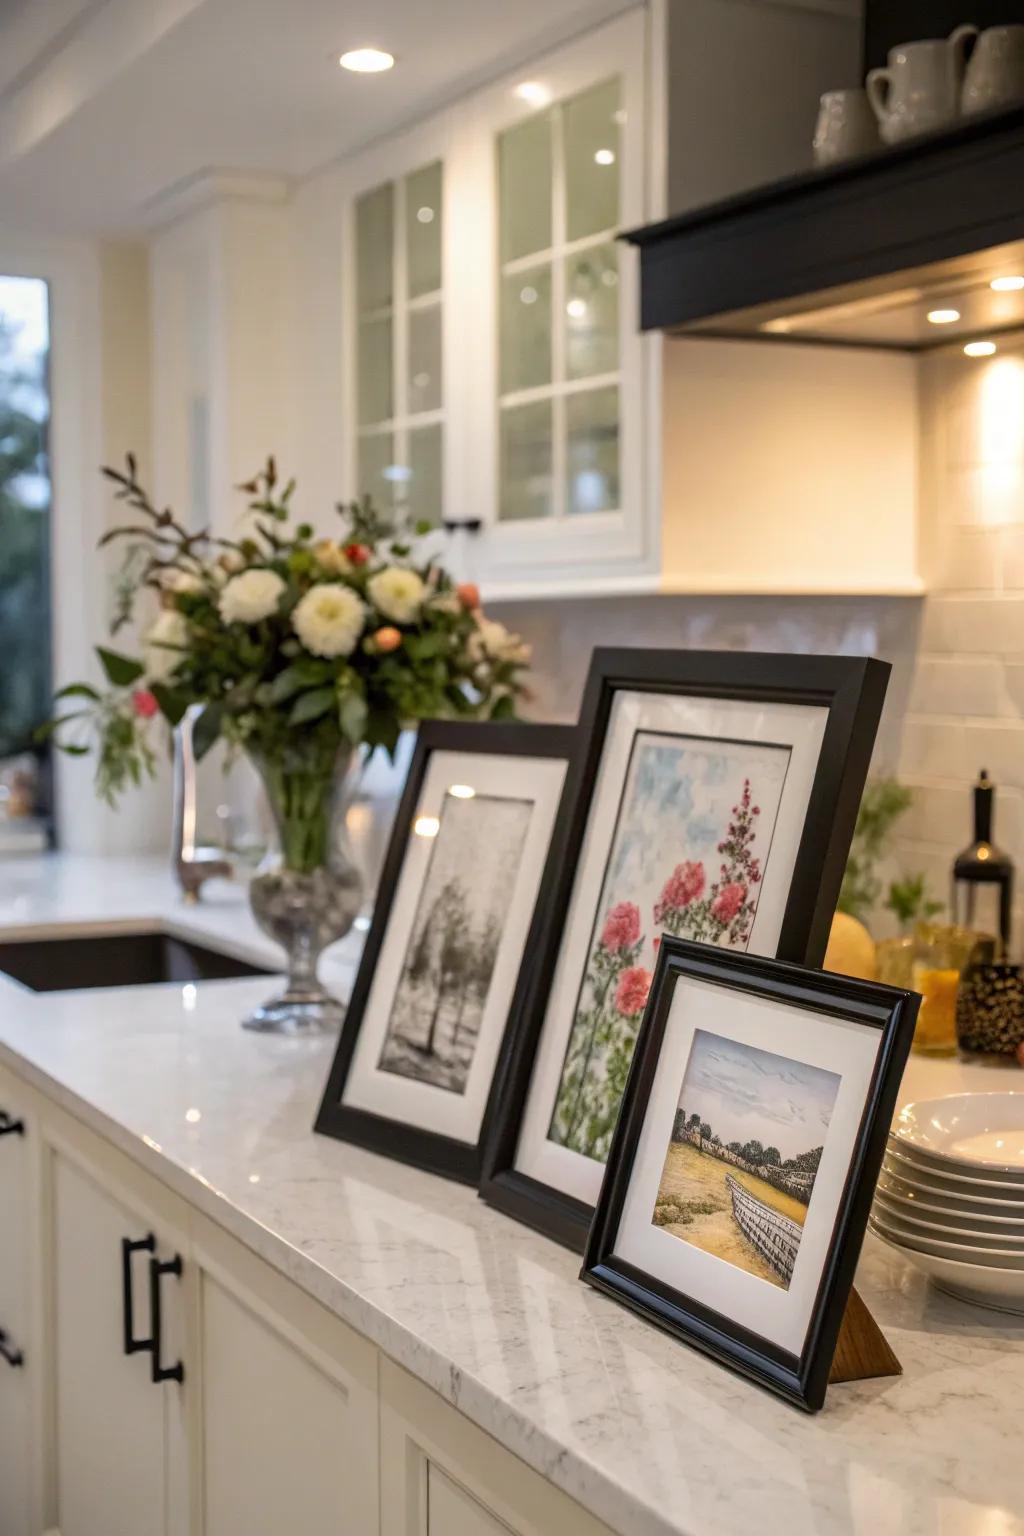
[456,581,481,611]
[373,626,402,653]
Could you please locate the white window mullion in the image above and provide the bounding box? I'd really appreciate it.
[550,100,568,523]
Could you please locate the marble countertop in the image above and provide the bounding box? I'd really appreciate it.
[1,855,1024,1536]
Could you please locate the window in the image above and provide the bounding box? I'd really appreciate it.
[496,78,622,523]
[355,161,443,523]
[0,276,51,835]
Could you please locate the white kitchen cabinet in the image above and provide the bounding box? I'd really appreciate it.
[50,1146,188,1536]
[0,1076,32,1536]
[380,1359,614,1536]
[191,1213,379,1535]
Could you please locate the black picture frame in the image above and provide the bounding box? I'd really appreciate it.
[581,937,918,1413]
[314,718,579,1185]
[480,648,891,1251]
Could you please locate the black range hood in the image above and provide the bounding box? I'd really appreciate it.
[625,105,1024,352]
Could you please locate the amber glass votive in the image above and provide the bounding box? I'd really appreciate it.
[910,923,994,1057]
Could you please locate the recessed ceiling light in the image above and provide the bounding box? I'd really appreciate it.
[964,340,997,357]
[414,815,440,838]
[566,298,587,319]
[991,275,1024,292]
[594,148,616,166]
[448,784,476,799]
[515,80,550,107]
[339,47,394,73]
[927,308,960,324]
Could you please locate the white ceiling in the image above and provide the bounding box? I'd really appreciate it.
[0,0,629,234]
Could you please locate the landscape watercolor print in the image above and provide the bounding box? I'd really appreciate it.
[378,790,532,1094]
[548,731,791,1162]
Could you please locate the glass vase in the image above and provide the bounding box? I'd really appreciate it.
[243,749,363,1033]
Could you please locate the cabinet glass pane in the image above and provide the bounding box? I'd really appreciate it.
[357,432,396,511]
[357,316,392,426]
[566,385,619,514]
[498,114,552,263]
[405,162,442,299]
[564,79,621,243]
[565,243,618,380]
[408,304,442,415]
[408,423,442,525]
[356,182,393,314]
[500,265,551,396]
[500,401,553,522]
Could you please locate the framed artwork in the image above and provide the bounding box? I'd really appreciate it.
[581,937,917,1411]
[315,720,577,1184]
[480,648,890,1250]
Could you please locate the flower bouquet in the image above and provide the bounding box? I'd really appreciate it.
[48,455,530,1030]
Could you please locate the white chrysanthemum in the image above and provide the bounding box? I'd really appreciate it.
[144,609,189,681]
[292,583,365,659]
[218,569,286,625]
[467,617,531,667]
[160,567,204,595]
[367,566,426,625]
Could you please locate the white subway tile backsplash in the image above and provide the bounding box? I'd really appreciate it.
[899,718,967,779]
[920,597,1024,655]
[907,656,1013,717]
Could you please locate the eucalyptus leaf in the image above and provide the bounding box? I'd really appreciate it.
[96,646,145,687]
[288,687,336,726]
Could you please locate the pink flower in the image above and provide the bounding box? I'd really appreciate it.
[601,901,641,953]
[711,882,746,925]
[132,689,158,719]
[615,966,652,1017]
[654,861,705,922]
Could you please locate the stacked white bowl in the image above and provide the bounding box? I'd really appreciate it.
[871,1092,1024,1313]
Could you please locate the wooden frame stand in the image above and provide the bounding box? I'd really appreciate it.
[828,1287,901,1386]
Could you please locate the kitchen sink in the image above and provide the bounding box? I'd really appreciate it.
[0,931,273,993]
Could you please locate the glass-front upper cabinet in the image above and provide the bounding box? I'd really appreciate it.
[343,8,652,596]
[354,160,444,526]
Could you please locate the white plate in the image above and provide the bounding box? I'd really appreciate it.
[870,1224,1024,1315]
[869,1211,1024,1269]
[877,1171,1024,1229]
[891,1092,1024,1175]
[880,1158,1024,1211]
[872,1191,1024,1246]
[885,1139,1024,1192]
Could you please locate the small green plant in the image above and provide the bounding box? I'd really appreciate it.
[839,777,942,931]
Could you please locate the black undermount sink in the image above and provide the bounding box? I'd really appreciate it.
[0,931,273,993]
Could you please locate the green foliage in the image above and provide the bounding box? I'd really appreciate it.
[839,777,945,931]
[885,873,943,928]
[0,316,50,758]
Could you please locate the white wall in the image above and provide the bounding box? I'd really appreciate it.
[661,336,920,593]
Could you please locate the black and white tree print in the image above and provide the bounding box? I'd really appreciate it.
[378,791,533,1094]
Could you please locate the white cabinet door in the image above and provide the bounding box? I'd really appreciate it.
[427,1466,514,1536]
[51,1151,177,1536]
[194,1218,379,1536]
[381,1360,613,1536]
[0,1088,31,1536]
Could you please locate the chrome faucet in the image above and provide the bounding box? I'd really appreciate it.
[172,705,232,902]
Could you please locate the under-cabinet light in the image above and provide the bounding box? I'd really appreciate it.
[448,784,476,799]
[965,340,998,357]
[414,815,440,838]
[515,81,550,107]
[991,276,1024,292]
[594,148,616,166]
[927,308,960,324]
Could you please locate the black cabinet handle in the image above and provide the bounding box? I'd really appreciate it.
[0,1111,24,1138]
[0,1328,23,1368]
[121,1234,156,1355]
[148,1254,184,1384]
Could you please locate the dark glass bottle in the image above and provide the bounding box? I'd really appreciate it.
[951,770,1014,956]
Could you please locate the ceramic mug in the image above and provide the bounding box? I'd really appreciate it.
[963,25,1024,114]
[813,88,880,165]
[867,26,978,143]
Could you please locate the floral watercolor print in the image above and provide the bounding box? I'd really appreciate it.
[378,791,532,1094]
[651,1030,840,1290]
[548,731,791,1162]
